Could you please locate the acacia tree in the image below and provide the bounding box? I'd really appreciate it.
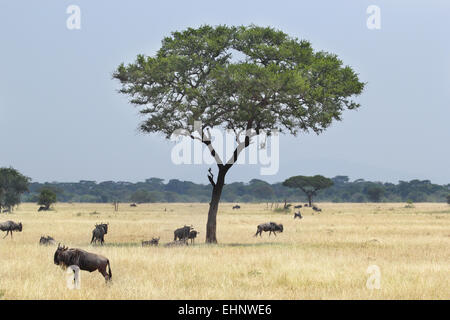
[37,188,57,210]
[0,167,30,213]
[114,25,364,243]
[283,175,334,206]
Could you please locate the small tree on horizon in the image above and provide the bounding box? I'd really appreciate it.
[37,188,57,210]
[283,175,334,206]
[114,25,364,243]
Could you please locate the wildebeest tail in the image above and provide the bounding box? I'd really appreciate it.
[107,260,112,279]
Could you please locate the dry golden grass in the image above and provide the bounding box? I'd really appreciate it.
[0,202,449,300]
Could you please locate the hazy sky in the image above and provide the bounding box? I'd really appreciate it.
[0,0,449,185]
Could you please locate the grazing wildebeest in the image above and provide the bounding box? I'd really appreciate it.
[130,203,137,207]
[2,207,11,213]
[54,244,112,282]
[0,221,22,239]
[312,206,322,213]
[304,204,309,207]
[188,230,199,244]
[232,205,241,210]
[164,239,188,247]
[142,237,160,247]
[254,222,284,237]
[174,225,192,241]
[38,206,49,212]
[294,205,302,209]
[90,223,108,245]
[294,212,303,219]
[40,235,56,245]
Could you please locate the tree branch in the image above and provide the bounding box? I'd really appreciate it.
[207,168,216,187]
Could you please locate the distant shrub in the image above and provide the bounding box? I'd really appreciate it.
[405,200,415,208]
[273,207,290,214]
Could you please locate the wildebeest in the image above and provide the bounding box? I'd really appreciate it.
[304,204,309,207]
[38,206,49,212]
[0,221,22,239]
[312,206,322,213]
[40,235,56,245]
[294,212,303,219]
[2,208,11,213]
[142,237,160,247]
[232,205,241,210]
[254,222,284,237]
[188,230,199,244]
[294,205,302,209]
[174,225,193,241]
[130,203,137,207]
[164,239,188,247]
[90,223,108,245]
[54,244,112,282]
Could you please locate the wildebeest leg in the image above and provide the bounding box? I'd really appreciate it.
[269,231,271,236]
[98,266,110,282]
[90,234,95,244]
[273,231,277,236]
[3,231,9,239]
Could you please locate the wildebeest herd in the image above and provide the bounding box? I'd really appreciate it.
[0,203,321,283]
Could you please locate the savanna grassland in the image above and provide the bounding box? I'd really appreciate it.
[0,202,449,300]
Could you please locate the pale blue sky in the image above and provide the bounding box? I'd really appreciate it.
[0,0,449,184]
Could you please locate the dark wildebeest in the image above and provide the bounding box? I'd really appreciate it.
[38,206,49,212]
[130,203,137,207]
[188,230,199,244]
[0,221,22,239]
[312,206,322,213]
[232,205,241,210]
[304,204,309,207]
[254,222,284,237]
[90,223,108,245]
[174,225,192,241]
[2,207,11,213]
[164,239,188,247]
[142,237,160,247]
[294,212,303,219]
[40,235,56,245]
[294,205,302,209]
[54,244,112,282]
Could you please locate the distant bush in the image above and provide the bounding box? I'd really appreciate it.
[273,207,290,214]
[405,200,415,208]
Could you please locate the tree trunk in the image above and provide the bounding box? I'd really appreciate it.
[205,167,227,244]
[307,194,313,207]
